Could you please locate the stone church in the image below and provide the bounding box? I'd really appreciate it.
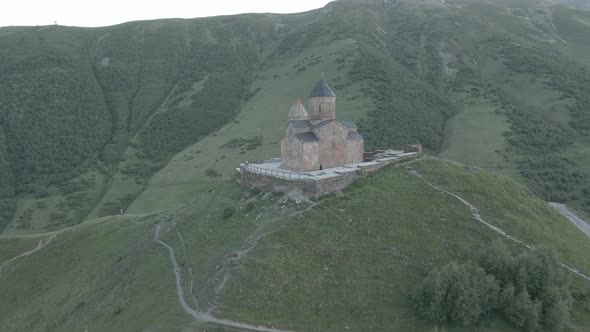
[280,79,364,171]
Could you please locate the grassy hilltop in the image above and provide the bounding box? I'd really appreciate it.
[1,0,590,330]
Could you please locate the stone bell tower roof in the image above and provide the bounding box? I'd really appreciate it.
[308,78,336,98]
[287,97,310,120]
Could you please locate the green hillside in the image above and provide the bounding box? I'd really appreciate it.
[1,0,590,330]
[1,158,589,331]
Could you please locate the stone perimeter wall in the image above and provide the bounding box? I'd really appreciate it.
[240,166,358,197]
[240,152,419,197]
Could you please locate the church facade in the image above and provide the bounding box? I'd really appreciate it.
[280,79,364,171]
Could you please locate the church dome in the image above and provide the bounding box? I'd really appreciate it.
[308,78,336,98]
[288,97,310,120]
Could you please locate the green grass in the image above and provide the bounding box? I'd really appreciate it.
[217,158,590,331]
[1,158,589,332]
[412,158,590,274]
[0,214,195,332]
[441,97,511,173]
[0,235,48,262]
[0,180,291,332]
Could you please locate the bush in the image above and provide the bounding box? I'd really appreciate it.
[222,136,263,150]
[244,201,255,212]
[205,168,221,177]
[222,207,235,219]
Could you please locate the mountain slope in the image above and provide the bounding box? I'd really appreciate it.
[1,158,589,331]
[130,0,590,216]
[0,15,284,232]
[0,0,459,233]
[2,0,590,233]
[2,1,590,330]
[0,13,291,231]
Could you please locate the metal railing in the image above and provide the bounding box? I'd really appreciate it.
[243,164,310,180]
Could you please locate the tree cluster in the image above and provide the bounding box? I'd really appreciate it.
[411,243,573,331]
[0,53,111,188]
[350,40,455,152]
[141,44,254,161]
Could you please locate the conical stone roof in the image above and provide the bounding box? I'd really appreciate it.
[308,78,336,98]
[288,97,310,120]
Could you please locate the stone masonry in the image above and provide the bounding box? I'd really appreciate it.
[239,77,423,197]
[239,148,422,197]
[280,79,364,171]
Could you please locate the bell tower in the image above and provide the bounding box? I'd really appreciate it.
[307,78,336,120]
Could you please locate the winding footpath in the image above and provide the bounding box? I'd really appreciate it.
[0,214,149,275]
[410,171,590,283]
[0,233,57,274]
[153,225,292,332]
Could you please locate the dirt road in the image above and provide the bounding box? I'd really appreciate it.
[549,203,590,239]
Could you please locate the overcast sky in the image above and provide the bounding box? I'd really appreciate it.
[1,0,331,28]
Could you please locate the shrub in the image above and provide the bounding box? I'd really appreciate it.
[244,201,255,212]
[222,136,263,150]
[205,168,221,177]
[222,207,235,219]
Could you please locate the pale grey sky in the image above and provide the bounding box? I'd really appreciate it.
[1,0,331,28]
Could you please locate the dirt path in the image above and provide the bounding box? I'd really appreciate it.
[410,170,590,283]
[0,233,56,274]
[549,203,590,239]
[153,225,293,332]
[0,213,150,275]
